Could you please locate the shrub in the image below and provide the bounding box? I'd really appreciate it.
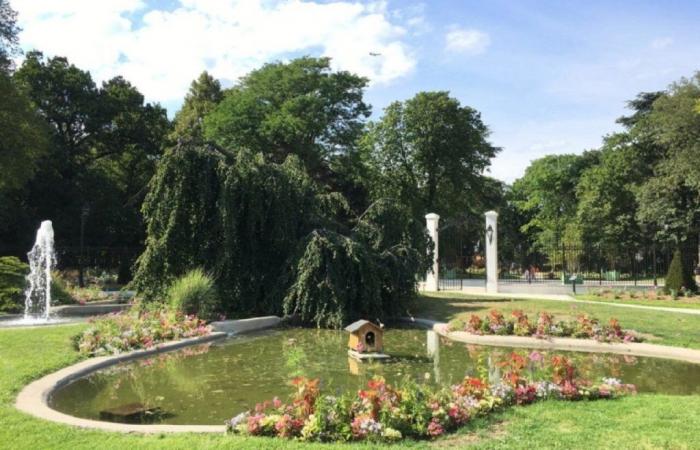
[665,249,695,293]
[0,256,28,313]
[167,269,220,321]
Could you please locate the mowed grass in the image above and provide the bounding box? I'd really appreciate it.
[411,292,700,349]
[1,304,700,449]
[574,293,700,310]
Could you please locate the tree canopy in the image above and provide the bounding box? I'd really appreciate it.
[363,91,499,218]
[133,143,430,327]
[204,57,370,175]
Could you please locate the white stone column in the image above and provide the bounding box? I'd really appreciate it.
[485,210,498,293]
[425,213,440,291]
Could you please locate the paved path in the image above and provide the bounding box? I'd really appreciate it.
[439,287,700,316]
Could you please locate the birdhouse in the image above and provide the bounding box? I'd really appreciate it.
[345,319,384,353]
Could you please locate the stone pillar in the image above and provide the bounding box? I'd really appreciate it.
[425,213,440,291]
[485,210,498,293]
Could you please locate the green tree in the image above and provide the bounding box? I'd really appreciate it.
[0,73,48,194]
[134,142,430,326]
[576,133,651,255]
[362,91,499,218]
[512,152,599,250]
[0,0,20,72]
[635,74,700,270]
[5,52,169,251]
[171,71,223,141]
[204,57,370,176]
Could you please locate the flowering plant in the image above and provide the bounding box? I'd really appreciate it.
[459,309,641,343]
[227,357,636,442]
[74,305,211,355]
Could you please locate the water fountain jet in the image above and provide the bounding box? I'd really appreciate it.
[23,220,56,322]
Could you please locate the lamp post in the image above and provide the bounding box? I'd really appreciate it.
[79,204,90,288]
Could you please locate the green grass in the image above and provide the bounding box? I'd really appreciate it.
[575,293,700,310]
[2,304,700,449]
[411,292,700,349]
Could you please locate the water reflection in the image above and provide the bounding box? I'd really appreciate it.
[50,328,700,425]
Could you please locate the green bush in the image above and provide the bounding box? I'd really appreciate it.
[0,256,28,313]
[167,269,220,321]
[665,249,696,293]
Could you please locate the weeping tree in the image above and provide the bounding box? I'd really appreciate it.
[215,151,323,314]
[133,142,431,327]
[132,143,223,298]
[282,200,432,328]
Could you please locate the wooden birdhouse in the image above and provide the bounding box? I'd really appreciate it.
[345,320,389,362]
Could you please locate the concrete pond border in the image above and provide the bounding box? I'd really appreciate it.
[15,315,281,433]
[14,314,700,434]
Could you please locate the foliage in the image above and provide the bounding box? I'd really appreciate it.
[512,153,599,250]
[575,133,653,255]
[0,256,27,313]
[74,304,211,355]
[0,0,20,72]
[227,358,635,442]
[281,200,431,328]
[2,52,170,254]
[167,268,220,321]
[0,73,49,195]
[132,143,224,299]
[134,142,429,327]
[170,71,223,141]
[634,74,700,249]
[453,309,641,343]
[362,91,498,218]
[665,249,696,293]
[204,57,370,177]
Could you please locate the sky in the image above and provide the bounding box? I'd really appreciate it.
[11,0,700,182]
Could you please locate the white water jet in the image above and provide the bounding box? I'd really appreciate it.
[24,220,56,321]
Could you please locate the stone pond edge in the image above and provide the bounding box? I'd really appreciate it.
[14,316,281,433]
[15,314,700,434]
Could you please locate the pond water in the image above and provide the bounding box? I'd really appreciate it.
[50,327,700,425]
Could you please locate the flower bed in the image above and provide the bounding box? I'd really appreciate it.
[450,309,641,343]
[226,353,635,442]
[75,307,211,355]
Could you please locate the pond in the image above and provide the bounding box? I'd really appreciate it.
[50,327,700,425]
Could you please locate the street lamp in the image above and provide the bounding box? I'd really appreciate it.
[486,225,494,245]
[79,204,90,288]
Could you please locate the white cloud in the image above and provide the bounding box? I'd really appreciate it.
[13,0,419,108]
[651,37,673,50]
[444,28,490,55]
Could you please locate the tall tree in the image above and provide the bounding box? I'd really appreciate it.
[0,0,20,72]
[512,152,599,249]
[362,91,499,219]
[171,71,223,141]
[204,57,370,176]
[0,74,48,194]
[634,74,700,278]
[5,52,169,251]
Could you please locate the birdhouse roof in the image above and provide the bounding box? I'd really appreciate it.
[344,319,381,333]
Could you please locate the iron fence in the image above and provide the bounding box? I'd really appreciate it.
[498,244,672,287]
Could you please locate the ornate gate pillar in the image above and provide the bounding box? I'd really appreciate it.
[425,213,440,291]
[485,210,498,293]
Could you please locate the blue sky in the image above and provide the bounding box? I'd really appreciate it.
[12,0,700,181]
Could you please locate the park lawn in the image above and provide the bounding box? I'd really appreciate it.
[0,312,698,449]
[574,293,700,310]
[411,292,700,349]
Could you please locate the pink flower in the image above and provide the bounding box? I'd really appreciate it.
[427,419,444,437]
[528,351,544,363]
